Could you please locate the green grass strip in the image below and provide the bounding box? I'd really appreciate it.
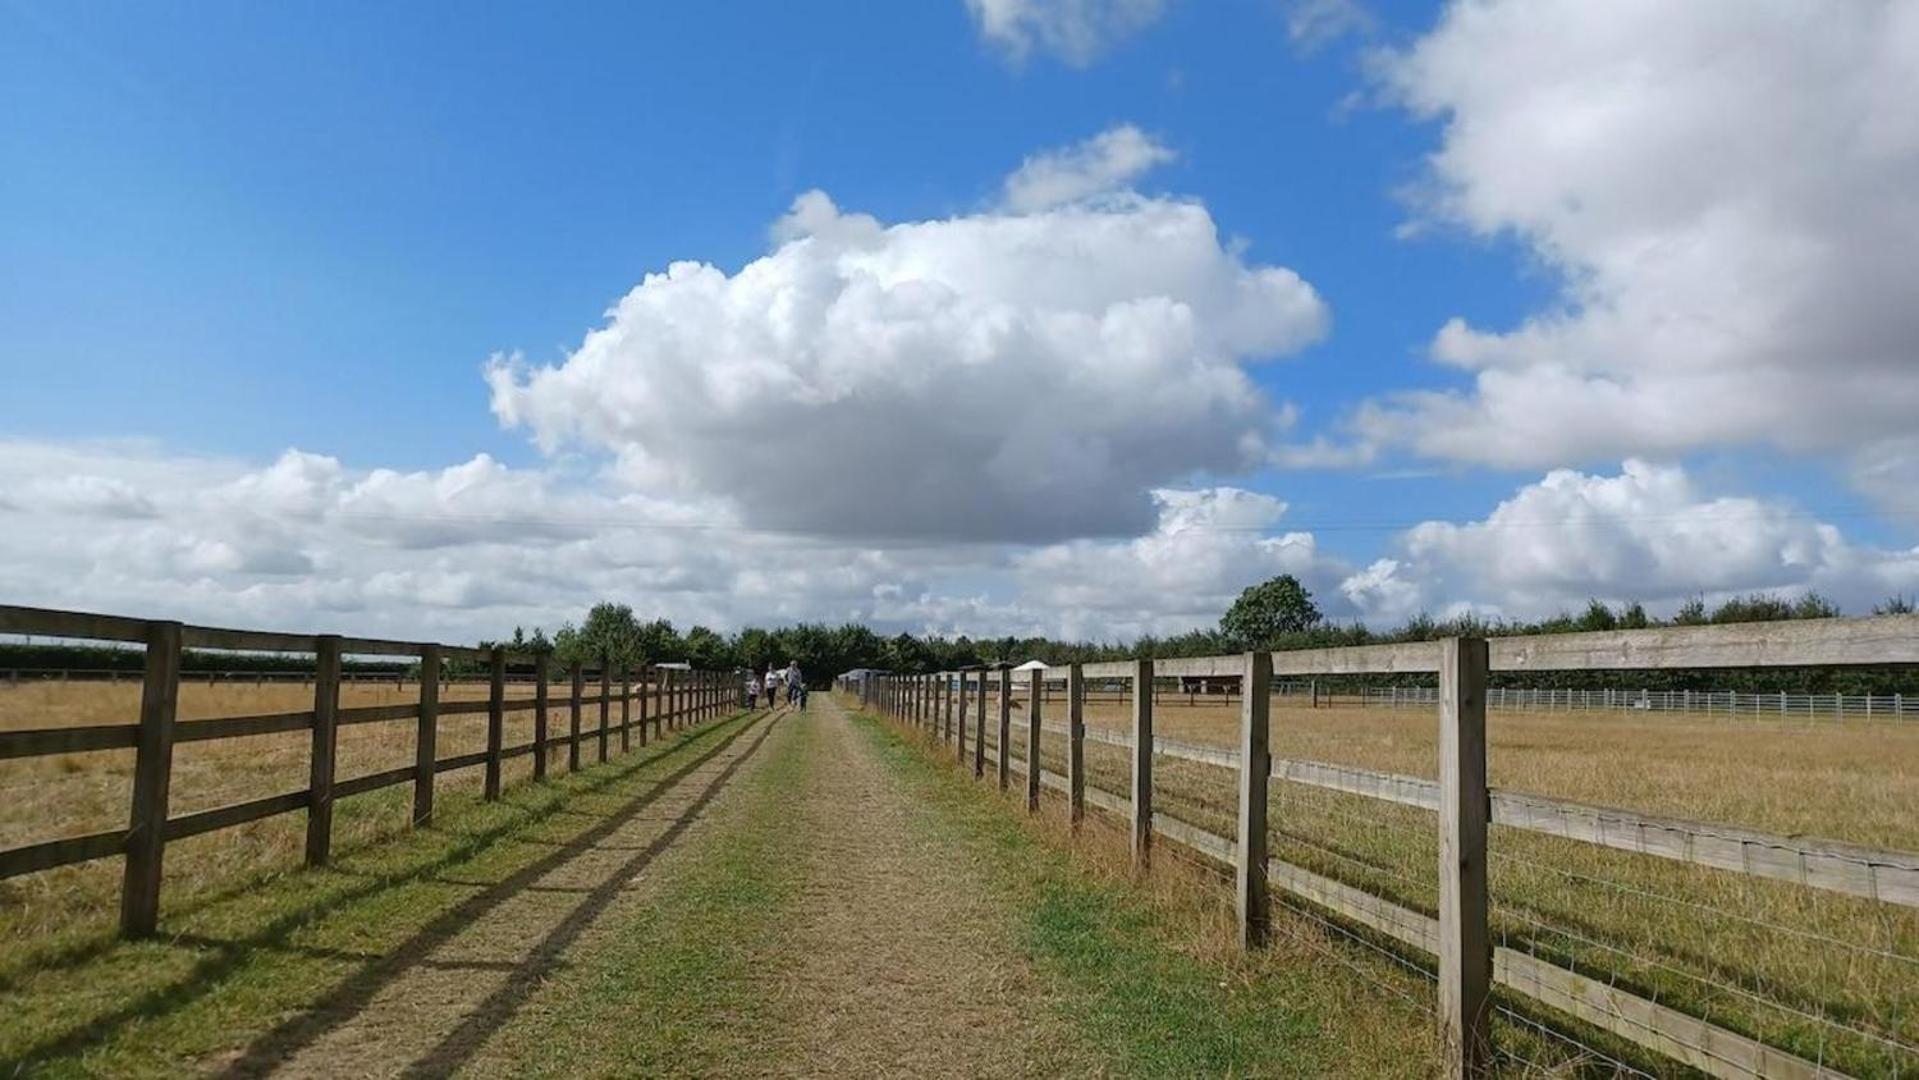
[473,714,813,1076]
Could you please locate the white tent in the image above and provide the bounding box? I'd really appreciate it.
[1010,659,1049,672]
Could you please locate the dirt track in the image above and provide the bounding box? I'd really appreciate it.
[745,695,1086,1076]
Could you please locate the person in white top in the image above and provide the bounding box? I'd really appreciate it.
[745,673,761,709]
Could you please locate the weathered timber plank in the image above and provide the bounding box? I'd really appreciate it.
[0,723,139,759]
[0,605,148,643]
[337,703,418,725]
[165,789,310,840]
[181,625,316,653]
[434,749,489,772]
[175,711,313,742]
[336,636,423,657]
[0,829,127,879]
[333,765,417,799]
[1490,614,1919,672]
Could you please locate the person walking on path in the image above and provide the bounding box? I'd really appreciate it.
[785,661,806,709]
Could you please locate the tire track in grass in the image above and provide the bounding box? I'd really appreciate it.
[461,705,818,1076]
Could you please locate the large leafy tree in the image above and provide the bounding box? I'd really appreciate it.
[1219,574,1323,648]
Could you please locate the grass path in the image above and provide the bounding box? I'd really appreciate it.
[480,695,1430,1077]
[467,694,1092,1077]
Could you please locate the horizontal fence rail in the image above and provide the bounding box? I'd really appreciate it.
[0,603,740,940]
[844,612,1919,1079]
[1,669,573,687]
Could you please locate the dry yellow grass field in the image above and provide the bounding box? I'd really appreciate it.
[0,678,645,952]
[970,692,1919,1073]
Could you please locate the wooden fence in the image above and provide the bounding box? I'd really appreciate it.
[0,604,735,939]
[841,614,1919,1079]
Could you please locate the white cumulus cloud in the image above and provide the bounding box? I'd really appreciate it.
[1358,1,1919,485]
[1015,486,1357,639]
[1342,461,1919,623]
[486,144,1329,543]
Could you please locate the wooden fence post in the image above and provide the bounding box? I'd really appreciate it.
[484,646,506,800]
[997,667,1011,791]
[974,669,987,778]
[121,619,181,938]
[306,635,343,867]
[945,674,956,742]
[598,659,611,764]
[637,665,650,746]
[653,667,665,741]
[1236,650,1271,949]
[1026,668,1043,812]
[414,645,441,823]
[1439,636,1493,1077]
[1132,658,1154,867]
[668,667,678,732]
[1067,662,1086,827]
[569,661,584,772]
[621,665,632,753]
[957,671,969,763]
[533,652,550,780]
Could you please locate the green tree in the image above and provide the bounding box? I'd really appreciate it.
[682,625,732,669]
[1219,574,1323,648]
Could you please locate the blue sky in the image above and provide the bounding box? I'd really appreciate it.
[4,0,1916,641]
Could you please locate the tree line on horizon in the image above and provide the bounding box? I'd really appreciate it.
[483,580,1917,693]
[4,579,1911,693]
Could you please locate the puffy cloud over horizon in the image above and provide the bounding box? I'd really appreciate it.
[1355,1,1919,496]
[1343,460,1919,624]
[487,135,1329,544]
[7,439,1917,648]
